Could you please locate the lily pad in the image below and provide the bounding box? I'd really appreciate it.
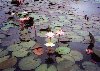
[0,56,10,63]
[31,43,41,49]
[12,49,29,57]
[57,60,75,71]
[68,50,83,61]
[0,49,8,58]
[71,25,82,30]
[82,61,98,68]
[35,64,47,71]
[56,57,64,63]
[29,13,40,20]
[82,61,99,71]
[20,40,36,49]
[58,43,69,47]
[7,44,23,52]
[50,21,64,28]
[61,55,75,63]
[2,68,15,71]
[1,21,14,31]
[0,57,17,69]
[69,64,81,71]
[20,28,28,34]
[47,65,57,71]
[20,34,31,41]
[19,56,41,70]
[75,30,89,37]
[55,47,71,54]
[33,47,44,56]
[37,31,47,37]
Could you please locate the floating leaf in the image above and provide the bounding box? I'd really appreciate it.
[69,64,81,71]
[0,56,10,63]
[12,49,29,57]
[82,61,97,68]
[35,64,47,71]
[37,31,47,37]
[20,40,36,49]
[2,68,15,71]
[68,50,83,61]
[0,57,17,69]
[29,14,40,20]
[19,56,41,70]
[56,57,64,63]
[57,60,75,71]
[71,25,82,30]
[47,65,57,71]
[61,55,75,63]
[33,47,44,56]
[55,47,71,54]
[82,61,99,71]
[75,30,89,37]
[7,44,23,52]
[0,49,8,58]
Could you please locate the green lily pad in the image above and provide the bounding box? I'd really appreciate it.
[29,13,40,20]
[19,56,41,70]
[82,61,99,71]
[0,57,17,69]
[68,50,83,61]
[56,57,64,63]
[37,31,47,37]
[69,64,81,71]
[2,68,15,71]
[61,55,75,63]
[7,44,23,52]
[0,56,10,63]
[35,64,47,71]
[55,47,71,54]
[0,49,8,58]
[20,40,36,49]
[57,60,75,71]
[12,49,29,57]
[47,65,57,71]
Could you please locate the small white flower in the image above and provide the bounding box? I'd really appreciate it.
[22,11,28,14]
[45,32,55,38]
[11,13,15,15]
[44,42,55,47]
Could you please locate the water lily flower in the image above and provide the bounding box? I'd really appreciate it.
[45,32,55,38]
[44,42,55,47]
[56,29,64,36]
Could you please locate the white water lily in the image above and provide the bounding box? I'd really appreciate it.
[22,11,28,14]
[45,32,55,38]
[44,42,55,47]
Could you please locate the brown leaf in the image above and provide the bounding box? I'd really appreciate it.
[0,57,17,69]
